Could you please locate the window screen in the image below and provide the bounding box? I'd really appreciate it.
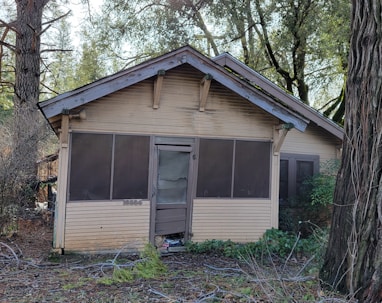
[234,141,270,198]
[69,133,113,200]
[113,135,150,199]
[197,139,233,197]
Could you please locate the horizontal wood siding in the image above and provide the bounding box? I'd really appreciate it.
[281,125,341,163]
[191,199,271,243]
[64,201,150,253]
[70,65,277,140]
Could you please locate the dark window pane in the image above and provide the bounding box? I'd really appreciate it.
[70,133,112,200]
[234,141,271,198]
[296,160,314,197]
[113,135,150,199]
[279,159,289,204]
[197,139,233,197]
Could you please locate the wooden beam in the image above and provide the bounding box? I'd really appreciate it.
[60,112,69,146]
[199,74,213,112]
[273,123,294,155]
[153,70,165,109]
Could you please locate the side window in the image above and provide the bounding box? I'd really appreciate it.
[279,153,319,206]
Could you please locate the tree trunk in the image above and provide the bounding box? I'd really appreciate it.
[12,0,48,204]
[320,1,382,302]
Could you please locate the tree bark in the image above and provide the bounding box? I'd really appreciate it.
[320,1,382,302]
[12,0,49,202]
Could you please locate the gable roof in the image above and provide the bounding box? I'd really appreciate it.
[39,45,343,138]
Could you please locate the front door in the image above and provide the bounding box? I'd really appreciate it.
[153,145,193,240]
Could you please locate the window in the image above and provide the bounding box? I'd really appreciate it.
[196,139,271,198]
[69,133,150,201]
[113,135,150,199]
[279,153,319,205]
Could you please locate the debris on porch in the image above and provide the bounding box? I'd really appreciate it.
[156,233,186,253]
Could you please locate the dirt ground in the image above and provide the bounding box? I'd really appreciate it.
[0,215,349,303]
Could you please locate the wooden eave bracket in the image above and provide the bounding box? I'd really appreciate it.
[153,70,166,109]
[273,123,294,154]
[199,74,213,112]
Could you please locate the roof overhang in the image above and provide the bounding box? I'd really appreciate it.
[40,46,342,134]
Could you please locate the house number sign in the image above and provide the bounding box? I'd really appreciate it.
[123,199,143,206]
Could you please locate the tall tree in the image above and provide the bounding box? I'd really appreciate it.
[320,1,382,302]
[94,0,349,106]
[13,0,49,168]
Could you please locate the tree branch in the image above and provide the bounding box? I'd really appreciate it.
[42,10,71,26]
[0,19,20,35]
[253,0,294,93]
[0,40,17,53]
[40,48,73,53]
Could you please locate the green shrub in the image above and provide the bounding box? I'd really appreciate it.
[186,228,329,261]
[305,159,340,206]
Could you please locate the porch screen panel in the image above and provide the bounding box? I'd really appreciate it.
[113,135,150,199]
[197,139,233,197]
[70,133,113,200]
[233,141,271,198]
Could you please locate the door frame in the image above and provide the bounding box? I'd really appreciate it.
[149,136,196,245]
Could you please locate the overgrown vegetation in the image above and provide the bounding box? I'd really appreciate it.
[305,159,340,207]
[280,159,339,235]
[0,112,57,234]
[186,227,328,265]
[0,222,350,302]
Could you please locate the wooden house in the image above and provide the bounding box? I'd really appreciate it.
[38,46,343,254]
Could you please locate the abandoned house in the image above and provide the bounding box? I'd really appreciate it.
[38,46,343,254]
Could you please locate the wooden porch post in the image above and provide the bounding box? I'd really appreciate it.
[53,114,69,253]
[271,124,293,228]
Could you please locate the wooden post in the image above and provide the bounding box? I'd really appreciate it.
[53,114,69,253]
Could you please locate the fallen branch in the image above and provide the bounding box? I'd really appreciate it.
[149,287,174,300]
[203,263,243,273]
[0,241,19,267]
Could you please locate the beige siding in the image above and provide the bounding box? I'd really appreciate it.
[70,66,278,140]
[191,199,272,243]
[64,201,150,253]
[281,125,341,163]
